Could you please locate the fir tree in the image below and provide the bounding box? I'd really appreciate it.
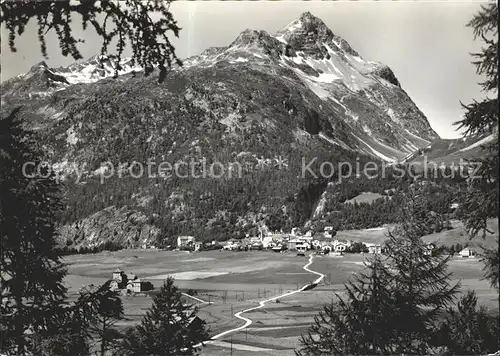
[297,183,460,355]
[79,282,124,356]
[0,107,67,355]
[455,3,499,290]
[120,277,208,356]
[32,282,124,356]
[383,183,461,354]
[437,290,499,355]
[31,307,90,356]
[296,257,398,355]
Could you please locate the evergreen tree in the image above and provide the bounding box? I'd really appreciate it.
[455,3,499,290]
[0,107,67,355]
[120,277,208,356]
[382,183,460,354]
[31,307,90,356]
[32,282,124,356]
[297,257,398,355]
[297,183,460,355]
[80,283,124,356]
[437,291,499,355]
[0,0,182,82]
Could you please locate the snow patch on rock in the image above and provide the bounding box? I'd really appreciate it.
[66,125,79,145]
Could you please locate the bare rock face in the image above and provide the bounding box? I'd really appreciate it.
[58,206,160,248]
[303,109,321,135]
[276,12,359,59]
[1,12,442,248]
[370,65,401,88]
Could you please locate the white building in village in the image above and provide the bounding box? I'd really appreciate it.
[423,243,436,256]
[333,239,351,252]
[459,247,476,258]
[177,235,195,249]
[324,226,334,238]
[365,243,382,254]
[127,277,142,293]
[109,269,144,293]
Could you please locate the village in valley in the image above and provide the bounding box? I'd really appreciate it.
[63,217,493,356]
[2,1,499,355]
[174,225,477,258]
[100,223,480,302]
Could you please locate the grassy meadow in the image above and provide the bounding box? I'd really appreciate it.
[62,219,498,355]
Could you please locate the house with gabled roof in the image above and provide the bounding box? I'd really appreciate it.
[109,269,148,293]
[459,247,476,258]
[127,278,142,293]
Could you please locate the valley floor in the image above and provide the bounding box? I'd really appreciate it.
[62,221,498,355]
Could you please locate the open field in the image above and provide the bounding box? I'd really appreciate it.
[62,220,498,355]
[335,218,498,248]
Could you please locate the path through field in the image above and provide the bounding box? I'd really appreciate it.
[182,292,210,304]
[197,253,325,350]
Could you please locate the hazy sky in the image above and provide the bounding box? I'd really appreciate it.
[0,1,491,138]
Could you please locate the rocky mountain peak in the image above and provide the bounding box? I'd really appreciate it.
[277,12,331,36]
[29,61,49,71]
[298,11,332,34]
[0,12,448,248]
[51,53,140,85]
[275,12,358,59]
[17,60,69,92]
[229,29,286,58]
[231,29,281,48]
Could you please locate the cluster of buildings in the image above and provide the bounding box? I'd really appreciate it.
[109,268,145,293]
[176,235,203,251]
[175,227,480,258]
[196,226,386,255]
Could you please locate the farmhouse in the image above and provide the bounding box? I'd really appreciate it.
[110,268,128,289]
[288,239,302,251]
[170,309,205,332]
[109,270,148,293]
[222,239,240,251]
[112,268,124,282]
[459,247,476,258]
[322,245,333,253]
[109,280,119,290]
[324,226,334,238]
[193,241,202,251]
[423,243,436,256]
[366,243,382,254]
[333,239,350,252]
[272,244,284,252]
[127,278,142,293]
[296,244,307,256]
[177,235,196,249]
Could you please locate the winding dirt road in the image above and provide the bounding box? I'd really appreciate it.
[196,253,325,348]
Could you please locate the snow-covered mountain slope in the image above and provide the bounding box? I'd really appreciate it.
[0,55,140,101]
[54,54,141,84]
[1,12,445,247]
[2,12,438,163]
[175,12,438,161]
[405,129,497,165]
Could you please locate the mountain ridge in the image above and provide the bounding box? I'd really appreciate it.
[1,12,466,249]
